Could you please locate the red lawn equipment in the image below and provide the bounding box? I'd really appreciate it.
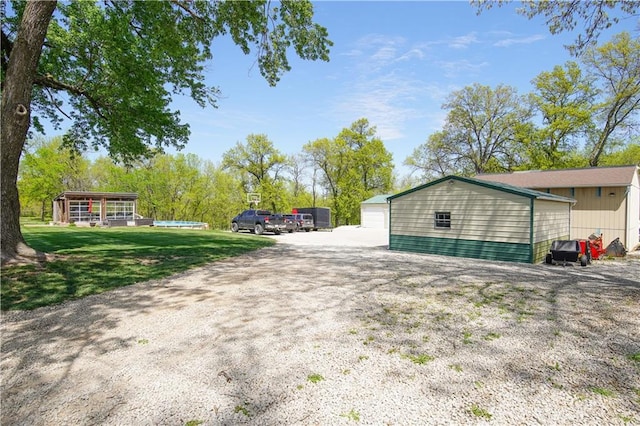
[586,234,606,260]
[545,233,626,266]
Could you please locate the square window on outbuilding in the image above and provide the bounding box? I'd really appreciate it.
[434,211,451,229]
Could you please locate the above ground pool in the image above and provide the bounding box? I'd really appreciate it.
[153,221,208,229]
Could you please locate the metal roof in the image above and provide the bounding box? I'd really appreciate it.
[388,175,575,204]
[362,194,394,204]
[54,191,138,200]
[475,165,639,188]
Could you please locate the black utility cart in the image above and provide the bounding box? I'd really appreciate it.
[545,240,590,267]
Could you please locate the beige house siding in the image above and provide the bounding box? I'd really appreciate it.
[543,186,628,244]
[390,180,531,243]
[628,172,640,248]
[475,166,640,250]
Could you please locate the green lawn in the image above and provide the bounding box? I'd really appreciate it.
[1,226,275,311]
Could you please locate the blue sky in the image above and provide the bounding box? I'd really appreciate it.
[49,1,639,179]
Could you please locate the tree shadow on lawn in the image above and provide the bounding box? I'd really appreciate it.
[1,227,272,310]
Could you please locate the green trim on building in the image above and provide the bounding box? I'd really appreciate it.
[389,234,532,263]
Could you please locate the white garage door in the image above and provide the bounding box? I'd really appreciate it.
[362,205,387,229]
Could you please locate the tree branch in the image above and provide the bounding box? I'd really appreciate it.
[44,86,72,121]
[169,0,204,20]
[33,73,107,120]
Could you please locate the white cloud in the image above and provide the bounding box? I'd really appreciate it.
[493,34,545,47]
[341,49,363,57]
[348,34,429,72]
[371,46,398,64]
[355,34,406,50]
[436,59,489,78]
[448,32,479,49]
[397,48,425,62]
[329,34,467,143]
[332,72,441,141]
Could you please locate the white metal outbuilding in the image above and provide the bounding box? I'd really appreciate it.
[360,194,392,229]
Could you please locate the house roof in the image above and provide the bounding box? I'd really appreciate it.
[388,175,575,204]
[475,165,639,188]
[362,194,393,204]
[54,191,138,200]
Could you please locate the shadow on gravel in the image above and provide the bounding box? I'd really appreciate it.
[2,243,639,424]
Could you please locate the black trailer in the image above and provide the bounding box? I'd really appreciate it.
[293,207,332,231]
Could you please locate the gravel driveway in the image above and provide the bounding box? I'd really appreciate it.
[2,227,639,425]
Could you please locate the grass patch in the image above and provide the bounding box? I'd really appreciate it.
[339,409,361,422]
[628,352,640,362]
[307,373,325,384]
[185,420,203,426]
[619,414,635,424]
[402,353,435,365]
[483,332,501,341]
[1,227,274,310]
[234,405,251,417]
[590,386,615,397]
[449,363,463,372]
[469,404,492,420]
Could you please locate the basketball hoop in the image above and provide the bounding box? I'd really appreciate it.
[247,193,261,207]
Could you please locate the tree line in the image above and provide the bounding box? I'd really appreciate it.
[19,118,395,228]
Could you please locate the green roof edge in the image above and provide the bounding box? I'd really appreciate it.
[387,175,575,204]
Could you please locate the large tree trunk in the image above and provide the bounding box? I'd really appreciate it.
[1,1,57,264]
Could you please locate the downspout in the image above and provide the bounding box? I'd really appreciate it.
[387,198,392,250]
[624,185,630,249]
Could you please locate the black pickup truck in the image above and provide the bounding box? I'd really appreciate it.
[230,209,287,235]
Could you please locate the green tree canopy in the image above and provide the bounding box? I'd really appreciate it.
[526,61,596,169]
[222,134,289,211]
[582,32,640,166]
[304,119,394,226]
[600,141,640,166]
[18,136,90,221]
[406,84,532,177]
